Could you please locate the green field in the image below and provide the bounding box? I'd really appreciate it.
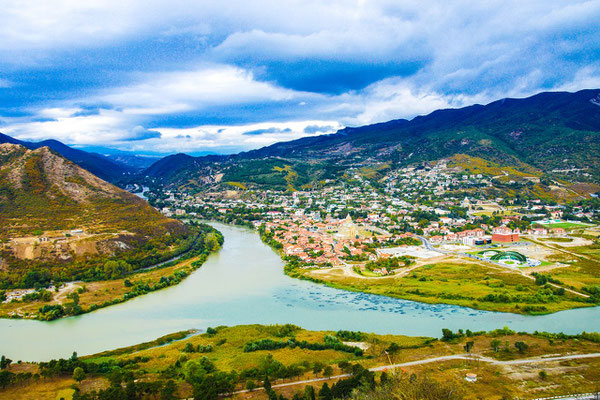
[301,259,592,314]
[540,222,591,230]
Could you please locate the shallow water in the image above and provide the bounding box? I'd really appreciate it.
[1,223,599,361]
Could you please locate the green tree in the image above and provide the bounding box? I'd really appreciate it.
[312,361,324,377]
[490,339,502,352]
[72,367,86,383]
[0,355,12,370]
[203,233,221,252]
[245,380,256,391]
[318,383,332,400]
[0,370,14,389]
[192,375,218,400]
[304,385,316,400]
[337,360,351,374]
[108,367,123,387]
[463,341,474,354]
[386,342,401,362]
[323,365,333,379]
[380,371,389,385]
[161,380,177,400]
[514,341,528,353]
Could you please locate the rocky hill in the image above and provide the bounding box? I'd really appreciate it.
[0,133,132,183]
[0,144,193,288]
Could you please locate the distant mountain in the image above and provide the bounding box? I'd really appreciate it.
[105,154,161,169]
[0,133,132,182]
[144,89,600,189]
[0,143,192,287]
[144,153,227,182]
[241,89,600,170]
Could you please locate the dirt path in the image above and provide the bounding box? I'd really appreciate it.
[231,352,600,394]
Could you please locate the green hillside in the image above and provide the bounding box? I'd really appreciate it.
[143,89,600,192]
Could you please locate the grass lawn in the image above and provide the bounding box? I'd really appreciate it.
[303,258,591,314]
[541,222,590,230]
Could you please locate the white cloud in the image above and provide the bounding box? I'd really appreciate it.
[1,0,599,153]
[141,120,342,153]
[98,65,304,114]
[2,108,139,144]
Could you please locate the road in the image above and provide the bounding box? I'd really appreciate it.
[232,352,600,395]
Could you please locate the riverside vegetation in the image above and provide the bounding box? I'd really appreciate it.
[0,223,223,320]
[2,324,600,399]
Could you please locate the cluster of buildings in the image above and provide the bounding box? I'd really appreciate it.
[142,159,597,273]
[256,215,415,267]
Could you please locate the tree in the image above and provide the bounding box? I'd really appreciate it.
[125,380,137,400]
[323,366,333,380]
[183,343,196,353]
[463,341,474,354]
[338,360,352,374]
[0,355,12,370]
[264,376,272,392]
[161,380,177,400]
[245,380,256,391]
[72,367,86,383]
[203,233,221,252]
[514,341,528,354]
[108,367,123,387]
[386,342,401,362]
[304,385,316,400]
[0,370,14,389]
[312,362,324,377]
[192,375,218,400]
[318,383,332,400]
[539,371,548,380]
[441,328,457,341]
[490,339,501,352]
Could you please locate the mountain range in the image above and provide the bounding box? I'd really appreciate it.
[142,89,600,191]
[2,89,599,192]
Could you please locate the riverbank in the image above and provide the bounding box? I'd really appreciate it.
[248,222,599,315]
[3,222,600,363]
[2,324,600,399]
[0,224,223,321]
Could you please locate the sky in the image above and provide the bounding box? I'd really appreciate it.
[0,0,599,155]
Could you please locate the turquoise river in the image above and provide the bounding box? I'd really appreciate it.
[1,223,599,361]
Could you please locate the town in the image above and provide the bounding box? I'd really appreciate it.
[146,159,599,281]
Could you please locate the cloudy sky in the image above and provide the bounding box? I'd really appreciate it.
[0,0,599,155]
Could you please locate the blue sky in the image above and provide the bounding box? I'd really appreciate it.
[0,0,599,155]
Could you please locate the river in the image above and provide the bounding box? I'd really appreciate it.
[1,223,599,362]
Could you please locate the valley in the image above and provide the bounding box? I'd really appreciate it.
[0,89,599,400]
